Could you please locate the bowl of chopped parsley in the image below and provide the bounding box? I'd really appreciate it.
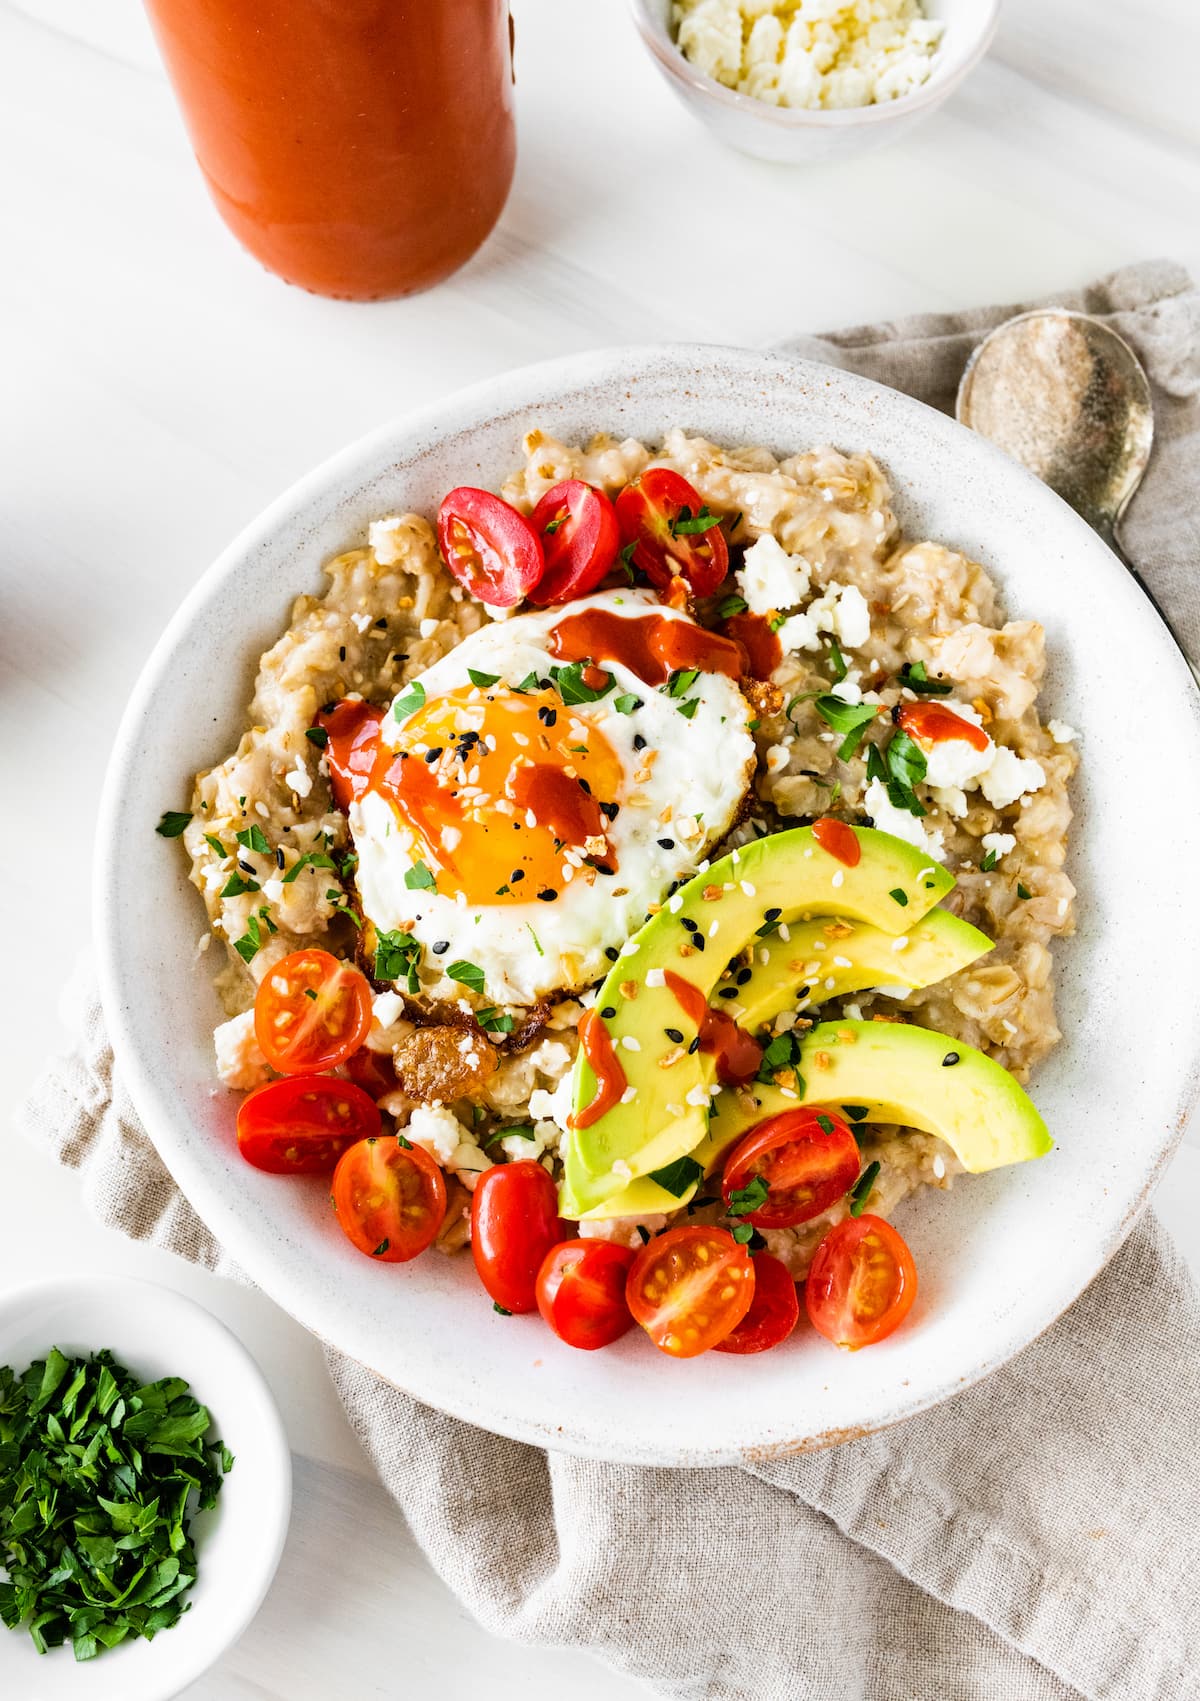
[0,1276,291,1699]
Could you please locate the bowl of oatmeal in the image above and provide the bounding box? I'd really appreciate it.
[96,345,1200,1463]
[631,0,1000,162]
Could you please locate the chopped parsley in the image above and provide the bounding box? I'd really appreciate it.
[476,1007,515,1035]
[203,834,227,858]
[881,730,927,817]
[757,1028,805,1091]
[731,1222,754,1245]
[666,668,700,699]
[815,1113,835,1135]
[372,1239,391,1257]
[392,681,426,723]
[281,849,336,884]
[232,913,267,963]
[676,698,700,720]
[613,693,642,715]
[647,1155,705,1198]
[898,660,952,697]
[0,1348,231,1663]
[220,871,260,898]
[549,661,613,705]
[155,810,192,838]
[235,825,269,855]
[726,1173,769,1218]
[513,670,540,694]
[980,849,999,873]
[814,696,878,761]
[827,637,848,683]
[848,1161,881,1217]
[1017,883,1032,900]
[396,1134,413,1149]
[493,1303,512,1317]
[468,669,500,689]
[889,887,909,907]
[717,594,748,619]
[670,505,721,537]
[375,928,421,992]
[325,889,361,928]
[404,861,437,891]
[843,1104,870,1122]
[446,959,486,996]
[305,725,329,748]
[525,924,544,957]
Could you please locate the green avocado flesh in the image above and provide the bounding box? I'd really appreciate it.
[702,1020,1053,1176]
[560,825,958,1219]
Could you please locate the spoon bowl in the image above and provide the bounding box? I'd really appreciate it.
[956,309,1154,551]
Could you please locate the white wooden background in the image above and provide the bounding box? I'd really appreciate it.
[3,1,1199,1694]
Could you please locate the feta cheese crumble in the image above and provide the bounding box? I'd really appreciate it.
[674,0,944,113]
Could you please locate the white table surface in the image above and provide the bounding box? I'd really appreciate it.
[3,1,1199,1695]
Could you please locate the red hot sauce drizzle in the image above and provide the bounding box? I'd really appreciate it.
[895,701,989,751]
[663,970,763,1088]
[571,1008,628,1131]
[721,610,781,681]
[549,609,746,688]
[811,816,861,868]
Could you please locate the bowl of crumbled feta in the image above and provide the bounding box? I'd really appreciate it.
[631,0,1000,162]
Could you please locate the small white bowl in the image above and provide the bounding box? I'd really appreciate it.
[630,0,1000,163]
[0,1277,291,1701]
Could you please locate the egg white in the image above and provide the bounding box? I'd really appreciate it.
[351,589,756,1006]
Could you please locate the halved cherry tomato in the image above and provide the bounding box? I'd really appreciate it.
[714,1252,800,1355]
[344,1046,398,1100]
[436,486,545,607]
[254,948,373,1075]
[527,480,620,606]
[236,1075,379,1174]
[536,1239,636,1350]
[614,468,730,596]
[722,1107,861,1229]
[471,1160,563,1314]
[805,1213,918,1350]
[626,1225,755,1358]
[331,1135,447,1263]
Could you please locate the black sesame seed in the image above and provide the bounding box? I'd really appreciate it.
[664,1027,684,1044]
[600,801,619,820]
[338,645,346,661]
[432,941,450,955]
[276,849,286,869]
[942,1051,960,1067]
[391,653,408,664]
[890,703,903,723]
[592,863,615,876]
[424,748,443,763]
[604,946,620,962]
[375,618,388,629]
[601,1006,617,1019]
[238,859,255,874]
[510,869,525,882]
[763,907,782,922]
[681,917,698,932]
[633,734,647,751]
[537,706,558,726]
[688,1037,700,1054]
[692,935,706,952]
[657,838,676,850]
[718,987,738,999]
[736,967,752,985]
[537,889,558,902]
[577,777,592,795]
[321,700,338,714]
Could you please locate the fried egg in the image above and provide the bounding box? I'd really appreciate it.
[351,589,755,1006]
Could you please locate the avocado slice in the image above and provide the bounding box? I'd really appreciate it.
[560,825,955,1218]
[579,909,992,1219]
[702,1019,1052,1176]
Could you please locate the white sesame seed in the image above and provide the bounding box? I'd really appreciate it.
[891,936,910,951]
[621,940,640,957]
[645,968,665,988]
[833,956,852,969]
[778,923,790,942]
[824,977,836,990]
[832,870,845,889]
[668,893,684,914]
[932,1155,946,1179]
[759,947,770,965]
[620,1087,638,1104]
[740,881,757,897]
[666,1103,684,1118]
[685,1086,709,1107]
[621,1035,641,1052]
[708,920,719,938]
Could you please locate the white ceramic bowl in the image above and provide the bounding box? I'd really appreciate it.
[630,0,1000,163]
[96,344,1200,1467]
[0,1277,291,1701]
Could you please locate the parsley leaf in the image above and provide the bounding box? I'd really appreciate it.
[814,696,878,760]
[305,725,329,748]
[827,637,848,683]
[717,594,748,619]
[392,681,426,723]
[980,849,998,872]
[204,834,227,858]
[220,871,260,898]
[281,850,336,884]
[666,668,700,699]
[404,861,437,891]
[882,731,927,816]
[757,1029,805,1091]
[476,1007,515,1035]
[670,505,721,536]
[447,959,486,996]
[848,1160,881,1217]
[235,825,269,855]
[468,669,500,688]
[233,914,264,963]
[613,693,642,715]
[550,662,613,705]
[727,1173,769,1217]
[731,1222,755,1245]
[513,671,540,694]
[647,1155,705,1197]
[155,810,192,838]
[375,928,421,992]
[842,1104,870,1122]
[889,887,909,907]
[898,660,953,697]
[676,698,700,720]
[1017,883,1032,900]
[526,923,544,957]
[0,1348,230,1661]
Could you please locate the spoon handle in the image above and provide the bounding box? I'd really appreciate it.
[1102,522,1200,688]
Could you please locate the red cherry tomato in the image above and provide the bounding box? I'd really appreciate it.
[614,468,730,596]
[535,1239,636,1350]
[436,486,545,607]
[626,1225,755,1358]
[331,1135,447,1263]
[471,1160,564,1314]
[805,1214,918,1350]
[713,1252,800,1354]
[722,1107,861,1229]
[344,1047,398,1100]
[236,1076,379,1174]
[253,948,373,1076]
[527,480,620,606]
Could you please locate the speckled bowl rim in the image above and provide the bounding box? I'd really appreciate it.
[95,343,1200,1466]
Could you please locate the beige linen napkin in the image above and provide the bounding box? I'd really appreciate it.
[19,259,1200,1701]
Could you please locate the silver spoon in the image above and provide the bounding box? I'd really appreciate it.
[955,309,1194,678]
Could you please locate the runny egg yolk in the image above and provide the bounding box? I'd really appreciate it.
[379,684,624,905]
